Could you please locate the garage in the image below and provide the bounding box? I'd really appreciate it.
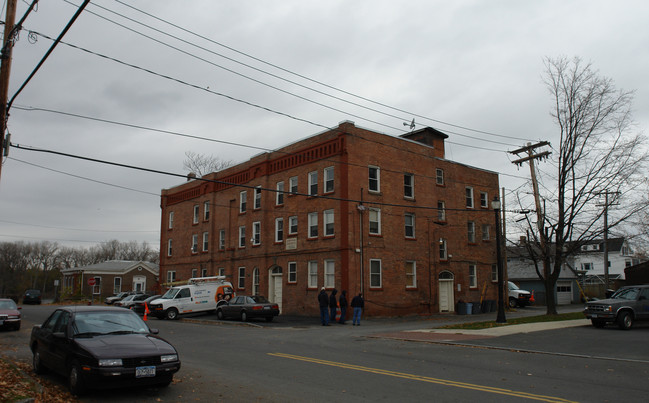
[556,281,573,305]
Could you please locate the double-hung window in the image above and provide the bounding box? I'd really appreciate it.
[480,192,488,208]
[308,212,318,238]
[275,218,284,242]
[238,267,245,289]
[202,231,209,251]
[308,261,318,288]
[436,168,444,185]
[467,221,476,243]
[239,226,246,248]
[324,260,335,288]
[191,234,198,253]
[405,213,415,238]
[369,208,381,235]
[368,166,380,192]
[469,264,477,288]
[439,239,448,260]
[324,209,334,236]
[404,174,414,198]
[308,171,318,196]
[288,262,297,283]
[167,239,173,256]
[289,216,298,235]
[405,261,416,288]
[289,176,298,194]
[465,187,474,208]
[254,186,262,209]
[437,201,446,221]
[219,229,225,250]
[168,211,174,229]
[482,224,491,241]
[193,205,199,224]
[240,191,247,213]
[204,201,210,220]
[324,166,334,193]
[370,259,382,288]
[252,222,261,245]
[276,181,284,205]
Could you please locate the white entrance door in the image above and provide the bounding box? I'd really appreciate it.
[438,271,455,313]
[268,266,283,313]
[133,276,146,292]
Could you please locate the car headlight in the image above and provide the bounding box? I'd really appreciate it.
[160,354,178,363]
[98,358,123,367]
[604,305,612,313]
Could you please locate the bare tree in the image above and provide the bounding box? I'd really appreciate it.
[183,151,234,177]
[516,56,648,314]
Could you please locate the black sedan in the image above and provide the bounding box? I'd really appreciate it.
[131,295,161,316]
[29,306,181,395]
[216,295,280,322]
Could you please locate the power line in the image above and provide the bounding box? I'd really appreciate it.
[0,218,157,233]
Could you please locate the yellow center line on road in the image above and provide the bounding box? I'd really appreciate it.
[268,353,577,403]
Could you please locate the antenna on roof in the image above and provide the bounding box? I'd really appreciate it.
[403,118,415,131]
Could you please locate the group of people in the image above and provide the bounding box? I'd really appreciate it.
[318,287,364,326]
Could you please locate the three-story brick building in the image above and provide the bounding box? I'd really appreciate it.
[159,121,500,317]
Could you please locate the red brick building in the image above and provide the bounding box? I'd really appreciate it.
[159,122,500,317]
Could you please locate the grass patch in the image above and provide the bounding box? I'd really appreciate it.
[440,311,585,330]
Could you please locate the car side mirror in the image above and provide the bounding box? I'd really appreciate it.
[53,332,67,339]
[149,328,159,334]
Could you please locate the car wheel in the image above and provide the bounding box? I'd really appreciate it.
[617,311,633,330]
[508,298,518,308]
[216,309,224,320]
[68,361,86,396]
[32,349,47,374]
[240,311,248,322]
[591,319,606,328]
[265,316,274,322]
[166,308,179,320]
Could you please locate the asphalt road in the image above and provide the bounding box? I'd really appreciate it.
[2,304,648,402]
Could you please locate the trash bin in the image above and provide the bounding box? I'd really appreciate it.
[471,302,481,314]
[489,300,497,312]
[481,300,489,313]
[457,302,467,315]
[465,302,473,315]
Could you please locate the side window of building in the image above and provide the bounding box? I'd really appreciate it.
[436,168,444,186]
[219,229,226,250]
[168,211,174,229]
[482,224,491,241]
[289,216,298,235]
[324,260,335,288]
[368,166,380,192]
[193,205,200,224]
[324,166,334,193]
[276,181,285,205]
[370,259,382,288]
[167,270,176,283]
[167,239,173,256]
[254,186,262,209]
[405,261,416,288]
[252,222,261,245]
[405,213,415,238]
[404,173,414,199]
[289,176,298,194]
[203,231,209,251]
[467,221,476,243]
[239,226,246,248]
[439,239,448,260]
[466,187,474,208]
[369,208,381,235]
[288,262,297,283]
[238,267,245,289]
[308,212,318,238]
[275,218,284,242]
[437,201,446,222]
[469,264,477,288]
[480,192,488,208]
[240,191,247,213]
[308,171,318,196]
[113,277,122,294]
[204,201,210,220]
[308,261,318,288]
[323,209,334,236]
[192,234,198,253]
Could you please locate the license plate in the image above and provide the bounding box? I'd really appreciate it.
[591,314,597,318]
[0,320,3,326]
[264,306,270,310]
[136,366,156,378]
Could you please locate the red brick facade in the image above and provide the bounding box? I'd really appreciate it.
[159,122,500,317]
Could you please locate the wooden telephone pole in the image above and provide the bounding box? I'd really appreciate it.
[0,0,18,181]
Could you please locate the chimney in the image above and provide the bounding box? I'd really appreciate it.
[399,127,448,158]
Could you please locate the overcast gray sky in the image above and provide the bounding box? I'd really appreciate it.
[1,0,647,250]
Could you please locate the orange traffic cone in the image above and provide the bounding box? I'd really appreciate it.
[530,291,535,304]
[144,302,150,321]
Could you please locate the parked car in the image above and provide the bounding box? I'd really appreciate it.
[216,295,279,322]
[29,306,181,395]
[583,284,649,330]
[508,281,531,308]
[23,289,42,305]
[114,293,150,309]
[131,295,161,316]
[0,298,21,331]
[104,291,131,305]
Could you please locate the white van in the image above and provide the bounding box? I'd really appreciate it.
[148,276,235,320]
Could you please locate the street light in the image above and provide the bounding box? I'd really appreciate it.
[492,197,507,323]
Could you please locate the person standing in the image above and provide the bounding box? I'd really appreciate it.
[329,289,338,324]
[351,292,364,326]
[338,290,348,324]
[318,287,329,325]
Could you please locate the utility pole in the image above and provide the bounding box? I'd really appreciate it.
[0,0,18,181]
[597,191,619,290]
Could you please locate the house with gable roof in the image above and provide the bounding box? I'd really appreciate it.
[61,260,159,299]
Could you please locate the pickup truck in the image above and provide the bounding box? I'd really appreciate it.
[583,285,649,329]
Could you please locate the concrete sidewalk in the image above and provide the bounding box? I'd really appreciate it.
[406,318,590,337]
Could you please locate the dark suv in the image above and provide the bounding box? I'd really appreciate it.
[23,289,42,305]
[583,285,649,329]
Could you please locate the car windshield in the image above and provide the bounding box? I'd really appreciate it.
[508,282,519,291]
[251,296,270,303]
[160,288,180,299]
[73,311,150,336]
[611,287,639,300]
[0,300,17,309]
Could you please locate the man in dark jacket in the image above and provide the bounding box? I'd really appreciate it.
[329,289,338,323]
[338,290,348,324]
[318,287,329,325]
[351,292,364,326]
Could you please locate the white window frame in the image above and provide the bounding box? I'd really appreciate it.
[482,224,491,241]
[253,268,259,295]
[201,268,208,277]
[240,191,247,213]
[276,181,285,205]
[437,201,446,222]
[192,234,198,253]
[238,267,245,289]
[202,231,209,251]
[252,221,261,245]
[254,186,262,209]
[275,217,284,243]
[167,239,173,256]
[436,168,444,185]
[324,259,335,288]
[192,268,198,278]
[369,208,381,235]
[468,221,476,243]
[217,267,225,277]
[480,192,488,208]
[404,173,414,199]
[469,264,477,288]
[368,166,380,192]
[405,213,415,239]
[288,262,297,283]
[491,264,498,282]
[113,277,122,294]
[405,261,416,288]
[219,229,225,250]
[167,270,176,283]
[439,239,448,260]
[289,176,298,194]
[369,259,382,288]
[308,212,318,238]
[466,187,474,209]
[324,209,334,236]
[308,261,318,288]
[308,171,318,196]
[289,216,298,235]
[168,211,174,229]
[204,201,210,220]
[324,166,334,193]
[193,205,200,224]
[239,226,246,248]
